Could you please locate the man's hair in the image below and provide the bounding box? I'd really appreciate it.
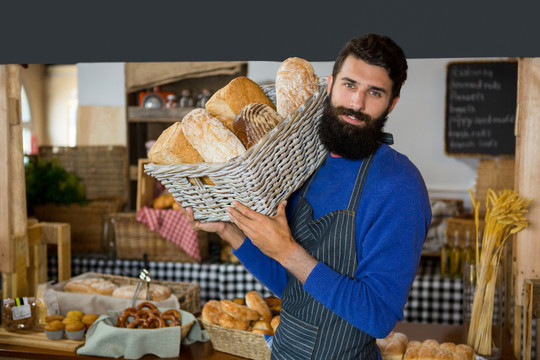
[332,33,408,99]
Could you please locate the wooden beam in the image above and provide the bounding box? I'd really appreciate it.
[41,222,71,282]
[0,65,12,273]
[514,58,540,306]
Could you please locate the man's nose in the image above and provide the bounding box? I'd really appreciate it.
[350,91,365,111]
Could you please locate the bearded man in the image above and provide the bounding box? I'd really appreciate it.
[183,34,432,360]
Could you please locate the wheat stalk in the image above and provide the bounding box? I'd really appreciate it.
[467,189,531,355]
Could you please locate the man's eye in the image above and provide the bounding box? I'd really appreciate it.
[369,90,381,97]
[345,83,355,89]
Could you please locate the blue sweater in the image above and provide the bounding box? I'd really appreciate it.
[234,144,432,338]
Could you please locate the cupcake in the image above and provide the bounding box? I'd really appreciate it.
[66,310,84,320]
[65,320,85,340]
[45,320,65,340]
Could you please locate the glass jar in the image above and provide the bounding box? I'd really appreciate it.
[179,89,194,108]
[165,94,178,108]
[2,297,37,332]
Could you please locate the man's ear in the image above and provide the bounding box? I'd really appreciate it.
[388,95,400,114]
[327,74,333,95]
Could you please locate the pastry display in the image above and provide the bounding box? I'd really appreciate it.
[202,292,281,335]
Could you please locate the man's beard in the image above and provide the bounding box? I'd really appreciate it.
[317,96,389,159]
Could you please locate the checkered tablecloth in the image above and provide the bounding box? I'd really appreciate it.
[47,256,461,323]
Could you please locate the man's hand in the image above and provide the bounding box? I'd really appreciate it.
[178,204,246,249]
[226,200,318,284]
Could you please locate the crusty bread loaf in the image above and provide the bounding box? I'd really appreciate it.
[182,108,246,163]
[275,57,319,119]
[64,278,118,296]
[148,121,204,164]
[111,284,172,302]
[205,76,276,132]
[233,103,283,149]
[377,331,408,360]
[218,311,250,331]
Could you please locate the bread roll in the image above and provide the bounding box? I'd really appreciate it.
[245,291,272,323]
[181,108,246,163]
[270,314,280,332]
[219,299,260,321]
[202,300,222,325]
[218,311,250,331]
[376,331,408,360]
[111,284,172,302]
[64,278,118,296]
[251,320,274,335]
[275,57,319,119]
[205,76,276,132]
[148,121,204,164]
[233,103,283,148]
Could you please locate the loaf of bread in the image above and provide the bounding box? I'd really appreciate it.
[181,108,246,163]
[275,57,319,119]
[233,103,283,149]
[205,76,276,132]
[220,299,260,321]
[64,278,118,296]
[148,121,204,164]
[111,284,172,302]
[376,331,408,360]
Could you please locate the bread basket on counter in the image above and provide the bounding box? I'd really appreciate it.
[144,80,328,222]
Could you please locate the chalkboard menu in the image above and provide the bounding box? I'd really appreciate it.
[445,61,518,156]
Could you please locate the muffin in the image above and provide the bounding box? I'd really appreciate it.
[45,320,65,340]
[66,310,84,320]
[81,314,99,329]
[65,320,85,340]
[45,314,65,323]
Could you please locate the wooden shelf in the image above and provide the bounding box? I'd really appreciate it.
[127,106,195,123]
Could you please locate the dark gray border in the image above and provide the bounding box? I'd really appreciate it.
[2,0,539,63]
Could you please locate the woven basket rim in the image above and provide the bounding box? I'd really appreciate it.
[144,80,329,222]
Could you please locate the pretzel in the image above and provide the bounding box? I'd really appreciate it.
[145,316,164,329]
[117,307,138,328]
[136,302,158,312]
[162,314,180,327]
[127,318,146,329]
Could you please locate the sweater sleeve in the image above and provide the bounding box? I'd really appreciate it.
[303,157,431,339]
[233,238,289,297]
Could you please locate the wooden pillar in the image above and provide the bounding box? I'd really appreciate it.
[514,57,540,358]
[0,64,29,297]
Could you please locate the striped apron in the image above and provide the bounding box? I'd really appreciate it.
[271,153,377,360]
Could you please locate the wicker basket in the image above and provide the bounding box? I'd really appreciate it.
[33,199,125,253]
[144,80,329,222]
[112,212,209,263]
[92,272,201,314]
[202,320,271,360]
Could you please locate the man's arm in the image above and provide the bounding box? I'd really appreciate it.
[227,201,318,284]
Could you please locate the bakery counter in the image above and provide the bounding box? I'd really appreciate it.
[46,256,463,324]
[0,322,516,360]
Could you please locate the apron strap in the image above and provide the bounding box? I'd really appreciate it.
[347,153,374,212]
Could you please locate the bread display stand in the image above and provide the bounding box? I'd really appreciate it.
[144,80,329,222]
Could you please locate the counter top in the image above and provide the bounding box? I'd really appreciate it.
[0,322,516,360]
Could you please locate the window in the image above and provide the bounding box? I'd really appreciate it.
[21,85,33,155]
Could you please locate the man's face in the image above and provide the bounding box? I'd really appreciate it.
[317,56,399,159]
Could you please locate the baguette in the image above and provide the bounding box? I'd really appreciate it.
[148,121,204,164]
